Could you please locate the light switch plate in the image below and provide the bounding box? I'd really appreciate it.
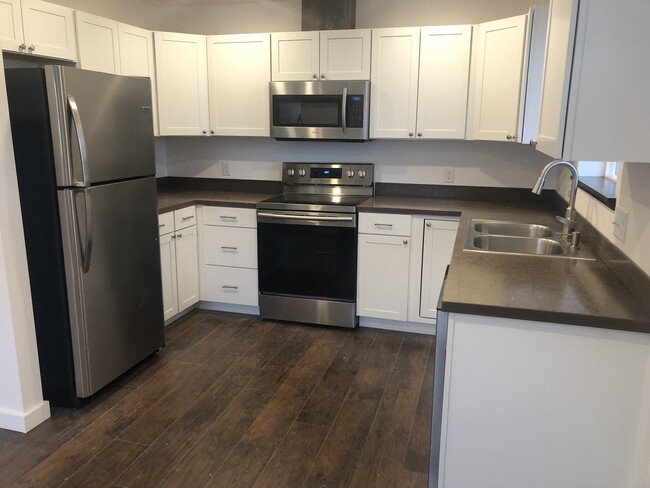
[613,207,628,242]
[221,160,231,176]
[444,167,455,184]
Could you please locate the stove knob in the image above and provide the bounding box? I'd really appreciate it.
[358,170,367,178]
[299,168,306,177]
[287,169,295,177]
[347,170,355,178]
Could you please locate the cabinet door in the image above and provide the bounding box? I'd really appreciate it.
[160,232,178,321]
[417,25,472,140]
[0,0,24,53]
[118,23,158,136]
[207,33,270,137]
[469,14,527,142]
[320,29,371,80]
[175,224,199,313]
[154,31,209,136]
[75,11,120,74]
[357,233,410,321]
[420,220,459,319]
[20,0,77,61]
[370,27,420,139]
[536,0,579,158]
[271,31,319,81]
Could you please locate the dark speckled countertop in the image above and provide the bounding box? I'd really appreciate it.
[157,185,650,335]
[360,195,650,334]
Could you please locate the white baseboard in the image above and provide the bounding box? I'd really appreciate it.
[199,301,260,316]
[360,317,437,336]
[0,400,50,433]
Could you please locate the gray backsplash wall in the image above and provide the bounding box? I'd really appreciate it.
[161,137,554,188]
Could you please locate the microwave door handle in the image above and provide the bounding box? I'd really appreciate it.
[341,87,348,134]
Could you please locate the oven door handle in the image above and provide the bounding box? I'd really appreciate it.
[258,212,354,222]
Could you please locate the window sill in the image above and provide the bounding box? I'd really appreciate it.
[577,177,617,210]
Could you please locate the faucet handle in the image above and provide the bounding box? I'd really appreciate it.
[556,215,576,231]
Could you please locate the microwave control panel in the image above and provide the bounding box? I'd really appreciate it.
[346,95,364,128]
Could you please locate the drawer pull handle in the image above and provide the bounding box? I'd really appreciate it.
[181,216,194,221]
[221,246,238,250]
[375,223,393,227]
[222,285,239,290]
[220,216,237,220]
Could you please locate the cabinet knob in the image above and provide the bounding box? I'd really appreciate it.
[321,74,325,79]
[426,222,432,228]
[171,235,176,240]
[210,130,215,135]
[202,130,207,134]
[506,134,517,141]
[177,233,182,238]
[28,45,35,52]
[529,140,537,147]
[417,132,423,137]
[18,43,26,51]
[312,74,317,79]
[409,132,414,137]
[403,240,408,245]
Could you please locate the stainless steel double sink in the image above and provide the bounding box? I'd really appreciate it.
[464,219,595,260]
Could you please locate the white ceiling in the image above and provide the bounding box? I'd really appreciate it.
[140,0,288,6]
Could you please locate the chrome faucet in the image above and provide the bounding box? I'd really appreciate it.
[532,160,581,249]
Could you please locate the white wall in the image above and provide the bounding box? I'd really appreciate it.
[0,57,50,433]
[164,137,553,187]
[357,0,538,28]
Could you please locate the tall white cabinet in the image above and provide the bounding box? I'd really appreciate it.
[154,31,209,136]
[75,11,120,74]
[207,33,271,137]
[0,0,77,61]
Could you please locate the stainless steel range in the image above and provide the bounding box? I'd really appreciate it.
[256,162,374,328]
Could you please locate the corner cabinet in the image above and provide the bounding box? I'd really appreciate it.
[154,31,209,136]
[420,219,459,318]
[159,207,199,322]
[207,33,271,137]
[271,29,371,81]
[537,0,650,163]
[0,0,77,61]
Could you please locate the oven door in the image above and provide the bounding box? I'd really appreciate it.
[270,80,370,140]
[257,211,357,301]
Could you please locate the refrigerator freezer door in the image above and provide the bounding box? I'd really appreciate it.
[58,177,164,397]
[46,66,155,187]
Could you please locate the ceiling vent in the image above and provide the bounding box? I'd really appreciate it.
[302,0,356,30]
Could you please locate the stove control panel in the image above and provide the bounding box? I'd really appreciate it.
[282,162,373,187]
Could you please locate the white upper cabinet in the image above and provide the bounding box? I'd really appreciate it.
[1,0,77,61]
[75,11,120,74]
[118,23,158,136]
[469,14,527,142]
[370,27,421,139]
[154,31,209,136]
[207,33,270,137]
[319,29,371,80]
[271,29,371,81]
[538,0,650,163]
[536,0,578,158]
[417,25,472,139]
[271,31,319,81]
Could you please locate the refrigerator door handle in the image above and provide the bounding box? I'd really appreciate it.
[67,95,90,188]
[72,188,93,273]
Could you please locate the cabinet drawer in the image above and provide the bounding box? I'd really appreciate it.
[201,265,259,306]
[174,206,197,230]
[203,226,257,268]
[202,206,256,228]
[158,212,174,236]
[359,212,412,236]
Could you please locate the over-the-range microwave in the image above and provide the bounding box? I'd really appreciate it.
[269,80,370,141]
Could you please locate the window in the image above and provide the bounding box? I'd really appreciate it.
[605,162,619,181]
[576,161,619,210]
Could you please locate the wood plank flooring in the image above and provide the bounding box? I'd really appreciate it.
[0,310,435,488]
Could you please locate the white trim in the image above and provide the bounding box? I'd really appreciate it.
[359,316,436,336]
[198,301,259,316]
[0,400,50,433]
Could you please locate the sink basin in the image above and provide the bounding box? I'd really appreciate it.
[473,235,565,256]
[473,220,553,238]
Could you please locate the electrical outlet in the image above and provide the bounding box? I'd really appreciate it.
[444,167,455,184]
[221,160,231,176]
[613,207,629,242]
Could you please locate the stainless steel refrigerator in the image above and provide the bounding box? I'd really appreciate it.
[5,66,165,407]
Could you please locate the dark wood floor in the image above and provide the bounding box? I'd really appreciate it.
[0,310,435,488]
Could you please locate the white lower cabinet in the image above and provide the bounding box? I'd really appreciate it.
[199,206,258,307]
[159,207,199,322]
[357,213,459,328]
